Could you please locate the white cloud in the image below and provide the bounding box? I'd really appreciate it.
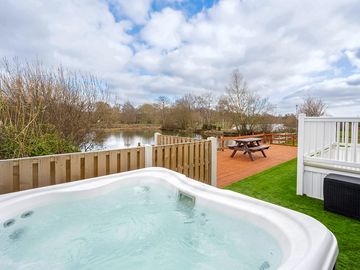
[0,0,360,116]
[0,0,133,73]
[141,8,185,49]
[107,0,152,24]
[282,74,360,116]
[345,49,360,70]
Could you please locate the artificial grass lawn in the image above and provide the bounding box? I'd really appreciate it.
[226,159,360,270]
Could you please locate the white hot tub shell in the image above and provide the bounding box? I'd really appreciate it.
[0,167,338,269]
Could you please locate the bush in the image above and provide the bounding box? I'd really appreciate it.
[0,58,107,158]
[0,125,79,159]
[27,133,79,157]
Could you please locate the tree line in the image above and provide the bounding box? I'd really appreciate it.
[94,69,325,133]
[95,70,289,132]
[0,59,325,159]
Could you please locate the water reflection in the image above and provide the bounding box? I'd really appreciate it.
[83,130,203,151]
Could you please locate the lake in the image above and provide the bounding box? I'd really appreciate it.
[84,129,203,151]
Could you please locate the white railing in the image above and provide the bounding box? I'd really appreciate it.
[297,114,360,197]
[302,117,360,163]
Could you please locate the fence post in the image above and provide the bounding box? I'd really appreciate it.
[154,132,161,146]
[297,114,305,195]
[144,145,153,167]
[220,136,225,151]
[292,134,295,146]
[208,137,217,187]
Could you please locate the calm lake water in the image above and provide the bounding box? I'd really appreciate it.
[84,130,203,151]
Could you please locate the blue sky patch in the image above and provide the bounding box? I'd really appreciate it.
[152,0,219,17]
[335,52,357,77]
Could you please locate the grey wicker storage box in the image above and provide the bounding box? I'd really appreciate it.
[324,174,360,220]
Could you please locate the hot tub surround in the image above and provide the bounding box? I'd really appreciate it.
[0,168,338,270]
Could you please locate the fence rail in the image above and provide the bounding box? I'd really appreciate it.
[0,134,217,195]
[155,133,195,145]
[219,132,296,151]
[302,117,360,163]
[297,114,360,199]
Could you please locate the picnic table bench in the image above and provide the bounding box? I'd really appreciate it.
[228,138,270,161]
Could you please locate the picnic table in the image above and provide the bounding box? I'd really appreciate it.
[229,138,270,161]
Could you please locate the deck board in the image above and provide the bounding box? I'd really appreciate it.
[217,145,297,188]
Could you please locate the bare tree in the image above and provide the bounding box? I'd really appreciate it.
[137,103,158,124]
[195,93,215,128]
[121,101,137,123]
[156,96,170,126]
[220,70,273,135]
[0,58,107,158]
[171,94,198,130]
[298,97,327,116]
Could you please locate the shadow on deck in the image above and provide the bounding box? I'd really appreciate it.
[217,145,297,188]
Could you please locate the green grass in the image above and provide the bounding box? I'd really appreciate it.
[225,159,360,270]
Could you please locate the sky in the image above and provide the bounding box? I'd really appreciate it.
[0,0,360,116]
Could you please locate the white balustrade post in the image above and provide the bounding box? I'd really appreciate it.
[144,145,153,167]
[154,132,161,146]
[297,114,305,195]
[208,137,217,187]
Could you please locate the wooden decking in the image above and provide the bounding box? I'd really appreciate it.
[217,145,297,188]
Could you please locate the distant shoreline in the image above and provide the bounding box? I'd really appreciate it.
[91,124,161,132]
[91,124,228,137]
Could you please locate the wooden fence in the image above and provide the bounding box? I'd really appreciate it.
[153,140,212,185]
[0,134,217,195]
[265,133,297,146]
[0,147,145,194]
[155,133,195,145]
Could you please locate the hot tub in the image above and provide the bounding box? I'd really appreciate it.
[0,168,338,269]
